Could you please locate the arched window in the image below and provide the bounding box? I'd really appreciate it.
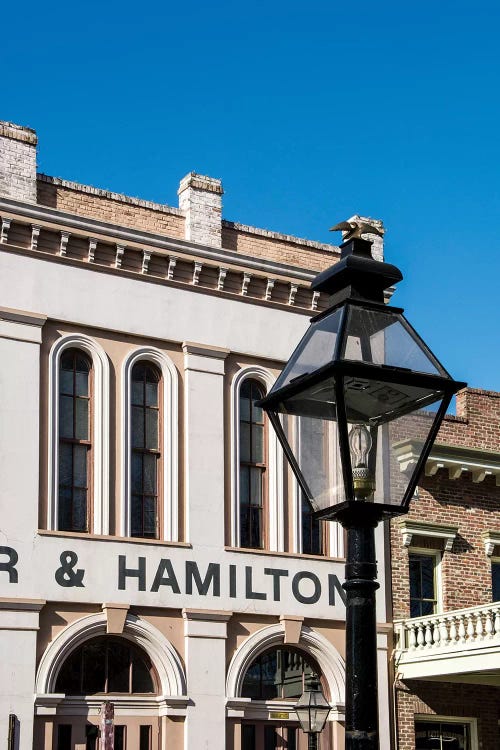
[130,361,161,538]
[239,379,267,549]
[241,647,321,700]
[55,636,156,695]
[58,349,92,532]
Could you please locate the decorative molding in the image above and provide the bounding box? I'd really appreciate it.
[217,267,228,291]
[35,612,186,697]
[230,366,284,551]
[265,278,275,301]
[288,283,298,306]
[115,244,125,268]
[102,603,129,634]
[47,334,110,535]
[241,272,251,296]
[167,256,177,280]
[31,224,41,250]
[399,519,458,552]
[483,531,500,557]
[121,347,179,541]
[88,237,97,262]
[311,291,320,311]
[142,249,151,274]
[192,261,202,285]
[1,217,11,243]
[59,231,70,256]
[394,439,500,485]
[280,615,303,644]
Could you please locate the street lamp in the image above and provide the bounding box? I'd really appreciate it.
[295,677,331,750]
[258,235,465,749]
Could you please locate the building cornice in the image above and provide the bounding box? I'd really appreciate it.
[394,440,500,485]
[0,196,319,283]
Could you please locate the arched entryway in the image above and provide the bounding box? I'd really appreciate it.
[34,613,187,750]
[226,624,346,750]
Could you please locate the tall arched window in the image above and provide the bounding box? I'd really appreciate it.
[58,349,92,532]
[130,361,161,538]
[239,379,267,549]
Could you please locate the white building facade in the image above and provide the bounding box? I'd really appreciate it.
[0,120,392,750]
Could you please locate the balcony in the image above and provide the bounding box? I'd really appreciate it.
[395,602,500,684]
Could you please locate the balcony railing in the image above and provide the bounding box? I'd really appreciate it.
[395,602,500,679]
[396,603,500,651]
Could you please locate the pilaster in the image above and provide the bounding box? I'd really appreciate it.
[182,342,229,549]
[182,609,232,750]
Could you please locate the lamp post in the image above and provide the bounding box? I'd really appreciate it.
[258,235,465,749]
[294,677,331,750]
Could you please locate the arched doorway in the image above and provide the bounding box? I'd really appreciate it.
[34,613,187,750]
[43,634,159,750]
[226,623,345,750]
[240,646,328,750]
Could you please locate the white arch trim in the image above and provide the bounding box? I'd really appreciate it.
[35,612,186,697]
[226,622,345,708]
[230,366,284,551]
[48,334,110,534]
[121,347,179,541]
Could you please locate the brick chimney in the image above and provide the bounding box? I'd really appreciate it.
[178,172,223,248]
[0,121,38,203]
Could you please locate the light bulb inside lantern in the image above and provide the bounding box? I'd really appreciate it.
[349,424,375,499]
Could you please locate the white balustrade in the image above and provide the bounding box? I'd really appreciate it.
[397,603,500,652]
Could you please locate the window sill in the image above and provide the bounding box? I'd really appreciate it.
[37,530,192,548]
[224,546,345,563]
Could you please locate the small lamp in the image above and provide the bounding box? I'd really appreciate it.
[295,677,331,750]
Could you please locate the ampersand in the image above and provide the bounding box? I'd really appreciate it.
[55,551,85,587]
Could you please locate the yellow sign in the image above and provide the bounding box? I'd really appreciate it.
[270,712,290,720]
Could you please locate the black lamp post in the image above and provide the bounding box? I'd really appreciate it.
[258,235,465,749]
[295,677,331,750]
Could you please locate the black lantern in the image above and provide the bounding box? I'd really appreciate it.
[295,677,331,750]
[259,237,465,524]
[259,235,466,750]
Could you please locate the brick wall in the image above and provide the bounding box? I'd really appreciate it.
[391,389,500,620]
[392,389,500,750]
[396,681,500,750]
[37,176,186,239]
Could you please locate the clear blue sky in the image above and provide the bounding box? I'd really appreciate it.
[3,1,500,392]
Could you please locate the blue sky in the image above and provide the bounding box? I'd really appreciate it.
[3,1,500,392]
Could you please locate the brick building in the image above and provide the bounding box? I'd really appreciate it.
[392,389,500,749]
[0,120,394,750]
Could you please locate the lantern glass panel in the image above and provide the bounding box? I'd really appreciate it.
[272,308,343,391]
[342,306,448,376]
[347,394,446,508]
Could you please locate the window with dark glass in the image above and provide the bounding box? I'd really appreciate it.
[58,349,91,532]
[55,636,155,695]
[415,719,470,749]
[409,553,437,617]
[239,380,267,548]
[57,725,72,750]
[131,362,161,538]
[302,494,323,555]
[241,647,320,700]
[492,561,500,601]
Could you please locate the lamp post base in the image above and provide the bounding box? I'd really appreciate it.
[338,506,382,750]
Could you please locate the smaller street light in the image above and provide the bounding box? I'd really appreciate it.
[295,677,331,750]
